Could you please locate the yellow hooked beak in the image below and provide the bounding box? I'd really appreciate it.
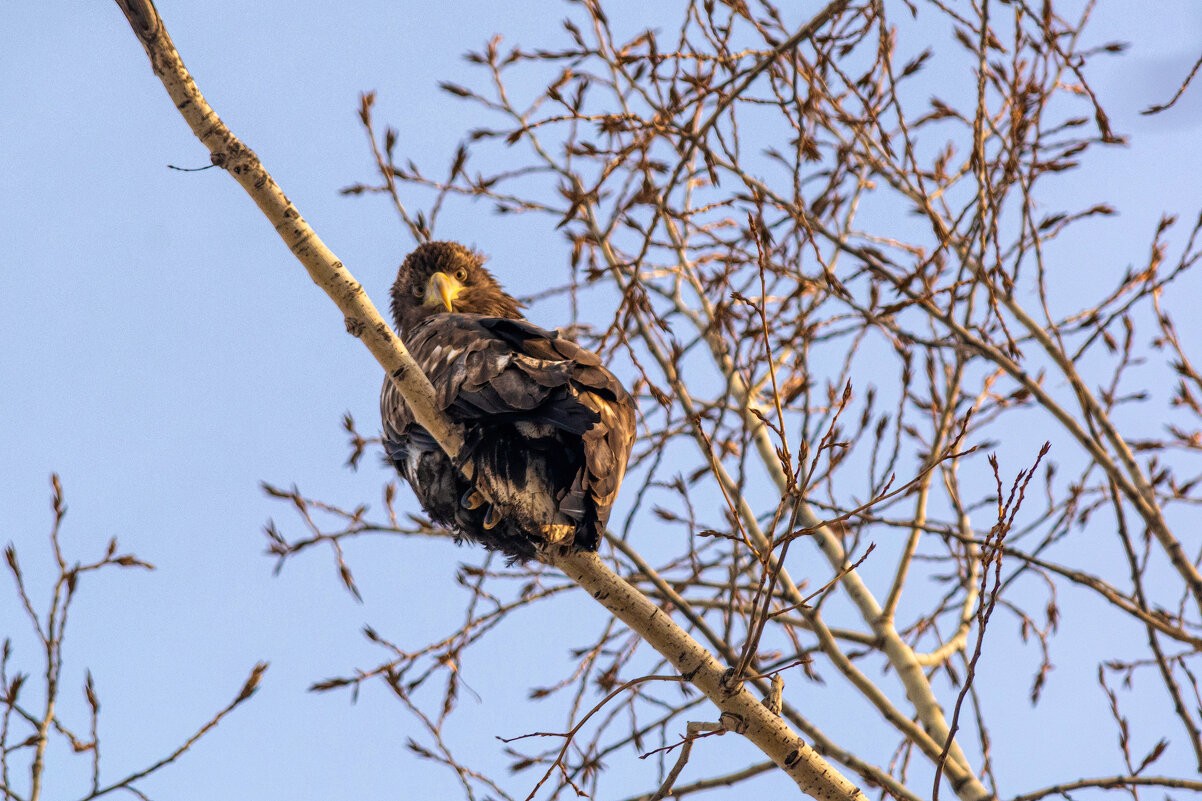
[425,271,462,312]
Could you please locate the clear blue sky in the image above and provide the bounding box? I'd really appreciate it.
[3,2,1202,800]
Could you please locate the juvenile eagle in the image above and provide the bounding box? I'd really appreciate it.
[381,241,636,561]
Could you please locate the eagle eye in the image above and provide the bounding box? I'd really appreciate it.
[411,285,424,298]
[454,269,467,281]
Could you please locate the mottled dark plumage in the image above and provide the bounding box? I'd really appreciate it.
[381,241,637,561]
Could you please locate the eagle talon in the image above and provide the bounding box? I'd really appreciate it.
[460,489,487,510]
[483,505,503,530]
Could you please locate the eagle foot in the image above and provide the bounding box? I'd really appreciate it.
[482,505,503,530]
[460,489,487,510]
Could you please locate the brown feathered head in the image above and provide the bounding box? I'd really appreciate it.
[389,241,524,337]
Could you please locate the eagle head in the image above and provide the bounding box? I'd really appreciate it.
[389,241,525,336]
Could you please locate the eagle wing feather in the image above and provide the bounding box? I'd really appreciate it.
[381,313,635,559]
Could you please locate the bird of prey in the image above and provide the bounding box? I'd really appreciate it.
[381,241,637,561]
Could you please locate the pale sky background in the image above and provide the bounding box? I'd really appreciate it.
[3,2,1202,800]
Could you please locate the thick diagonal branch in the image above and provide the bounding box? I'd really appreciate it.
[113,2,863,798]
